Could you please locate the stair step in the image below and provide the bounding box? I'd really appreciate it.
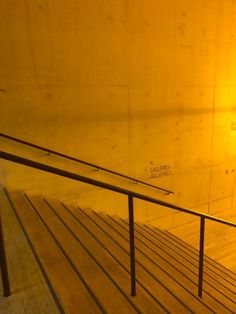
[141,223,236,287]
[28,195,141,314]
[45,198,166,313]
[0,189,59,314]
[6,191,104,314]
[168,218,236,274]
[3,189,235,314]
[76,207,216,313]
[91,210,235,313]
[162,227,236,281]
[108,215,236,309]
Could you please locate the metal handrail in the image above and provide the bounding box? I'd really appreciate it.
[0,211,10,297]
[0,132,173,195]
[0,150,235,299]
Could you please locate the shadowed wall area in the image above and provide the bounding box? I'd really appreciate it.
[1,0,236,226]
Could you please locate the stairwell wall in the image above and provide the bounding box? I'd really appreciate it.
[1,1,236,226]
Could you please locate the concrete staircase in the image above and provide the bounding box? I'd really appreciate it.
[1,189,236,313]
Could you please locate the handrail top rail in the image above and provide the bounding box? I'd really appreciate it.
[0,132,173,195]
[0,150,235,228]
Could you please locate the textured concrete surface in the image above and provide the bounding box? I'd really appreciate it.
[1,1,236,225]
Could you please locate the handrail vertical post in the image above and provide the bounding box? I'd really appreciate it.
[0,211,10,297]
[198,216,205,298]
[128,194,136,296]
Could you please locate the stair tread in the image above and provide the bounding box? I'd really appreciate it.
[6,191,103,314]
[77,208,217,313]
[46,198,166,313]
[2,189,235,314]
[162,228,236,280]
[143,223,236,282]
[92,211,235,313]
[0,189,59,314]
[29,196,138,314]
[139,223,236,292]
[110,216,236,308]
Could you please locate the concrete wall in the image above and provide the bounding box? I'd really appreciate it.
[1,0,236,226]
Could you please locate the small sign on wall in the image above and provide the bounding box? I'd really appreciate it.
[150,164,172,179]
[231,121,236,130]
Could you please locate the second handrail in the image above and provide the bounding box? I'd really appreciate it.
[0,132,173,195]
